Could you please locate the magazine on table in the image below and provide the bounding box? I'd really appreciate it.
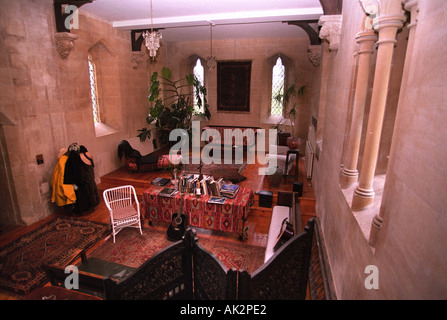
[151,177,170,186]
[159,187,178,197]
[207,196,227,205]
[220,183,239,192]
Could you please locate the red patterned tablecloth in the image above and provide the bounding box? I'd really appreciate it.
[142,186,254,235]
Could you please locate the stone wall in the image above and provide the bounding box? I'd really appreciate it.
[313,0,447,299]
[164,37,315,146]
[0,0,149,225]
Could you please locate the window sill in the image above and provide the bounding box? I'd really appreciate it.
[340,174,386,249]
[262,115,283,125]
[94,122,119,137]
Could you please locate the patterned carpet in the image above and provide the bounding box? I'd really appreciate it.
[89,227,265,274]
[0,217,110,295]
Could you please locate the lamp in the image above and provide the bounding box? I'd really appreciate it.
[206,22,216,72]
[143,0,162,59]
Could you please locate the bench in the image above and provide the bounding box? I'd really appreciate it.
[265,191,301,262]
[42,249,136,299]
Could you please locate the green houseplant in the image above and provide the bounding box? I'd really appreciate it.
[273,84,306,149]
[138,67,211,145]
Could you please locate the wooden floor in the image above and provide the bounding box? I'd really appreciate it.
[0,151,316,300]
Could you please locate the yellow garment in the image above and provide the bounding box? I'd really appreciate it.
[51,154,76,206]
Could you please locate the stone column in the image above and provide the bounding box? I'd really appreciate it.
[352,13,406,211]
[315,15,342,143]
[368,0,419,246]
[340,30,377,188]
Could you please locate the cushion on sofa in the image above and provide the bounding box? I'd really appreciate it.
[127,137,154,156]
[118,139,183,173]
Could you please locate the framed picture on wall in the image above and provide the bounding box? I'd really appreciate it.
[217,61,252,112]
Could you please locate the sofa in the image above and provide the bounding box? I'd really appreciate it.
[118,138,182,173]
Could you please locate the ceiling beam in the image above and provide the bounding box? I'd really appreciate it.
[53,0,93,32]
[285,20,321,46]
[319,0,343,15]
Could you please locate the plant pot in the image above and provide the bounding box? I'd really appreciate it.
[287,137,301,150]
[268,166,283,188]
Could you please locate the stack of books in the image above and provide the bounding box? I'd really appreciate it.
[178,173,224,197]
[178,174,196,194]
[151,177,170,186]
[220,183,240,199]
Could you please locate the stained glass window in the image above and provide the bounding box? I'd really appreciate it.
[193,58,204,114]
[271,57,285,116]
[88,55,100,123]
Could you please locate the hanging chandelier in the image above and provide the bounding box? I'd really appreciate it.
[143,0,162,59]
[206,22,216,72]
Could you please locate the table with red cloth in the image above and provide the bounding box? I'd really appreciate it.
[142,185,254,236]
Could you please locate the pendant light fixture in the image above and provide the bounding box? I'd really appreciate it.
[143,0,162,59]
[206,22,216,72]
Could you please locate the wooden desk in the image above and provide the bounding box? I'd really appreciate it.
[23,286,102,300]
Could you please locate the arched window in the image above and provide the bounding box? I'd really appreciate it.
[271,57,286,116]
[87,41,121,136]
[193,58,205,114]
[88,54,100,123]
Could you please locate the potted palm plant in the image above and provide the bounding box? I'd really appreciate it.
[273,84,306,149]
[138,67,211,145]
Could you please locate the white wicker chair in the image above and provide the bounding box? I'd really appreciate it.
[103,185,143,243]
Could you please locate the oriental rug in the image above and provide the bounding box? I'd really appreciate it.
[0,217,110,295]
[89,227,265,274]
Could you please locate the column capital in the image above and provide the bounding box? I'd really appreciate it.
[318,15,343,51]
[355,30,378,54]
[307,45,321,67]
[372,13,407,46]
[355,29,378,43]
[131,51,149,69]
[403,0,419,29]
[54,32,78,59]
[373,13,407,31]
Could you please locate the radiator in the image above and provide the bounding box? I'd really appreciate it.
[305,141,314,179]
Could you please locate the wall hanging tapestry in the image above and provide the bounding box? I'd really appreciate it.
[0,217,110,295]
[89,227,265,274]
[217,61,252,112]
